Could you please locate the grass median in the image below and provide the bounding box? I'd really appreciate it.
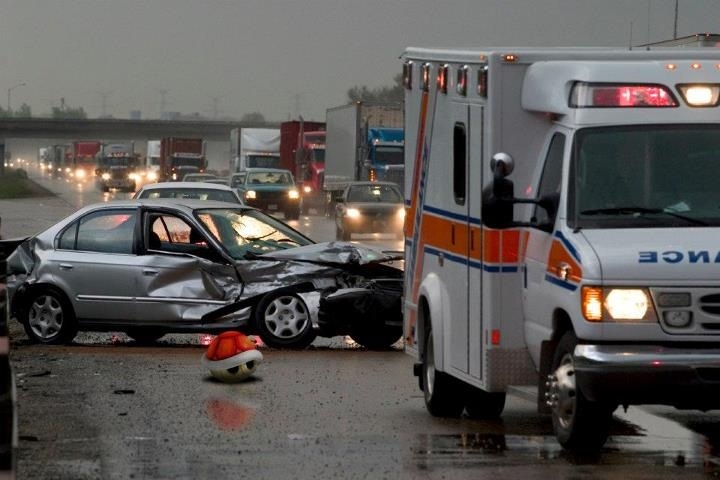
[0,169,54,199]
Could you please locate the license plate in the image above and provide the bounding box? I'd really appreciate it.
[268,204,278,210]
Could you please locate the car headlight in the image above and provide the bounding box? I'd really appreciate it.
[582,287,658,322]
[101,173,111,180]
[288,189,300,199]
[147,171,158,181]
[245,190,257,200]
[303,185,312,194]
[128,173,139,181]
[346,208,361,219]
[397,207,405,220]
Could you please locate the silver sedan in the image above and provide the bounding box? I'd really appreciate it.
[6,199,403,349]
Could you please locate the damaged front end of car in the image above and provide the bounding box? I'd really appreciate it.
[205,241,405,349]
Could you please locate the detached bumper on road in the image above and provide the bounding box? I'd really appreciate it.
[574,344,720,409]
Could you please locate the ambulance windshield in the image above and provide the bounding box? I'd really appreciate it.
[570,125,720,229]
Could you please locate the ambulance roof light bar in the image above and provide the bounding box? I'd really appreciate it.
[570,82,678,108]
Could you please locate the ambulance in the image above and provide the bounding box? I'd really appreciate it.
[402,46,720,451]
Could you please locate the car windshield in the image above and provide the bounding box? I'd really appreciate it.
[347,184,402,203]
[569,125,720,229]
[195,207,312,259]
[138,188,239,203]
[246,171,293,185]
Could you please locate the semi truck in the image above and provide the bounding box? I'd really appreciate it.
[280,120,326,214]
[95,142,139,192]
[69,141,101,183]
[229,128,281,173]
[402,46,720,452]
[159,137,207,181]
[323,102,404,210]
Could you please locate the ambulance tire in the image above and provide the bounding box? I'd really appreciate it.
[422,327,464,417]
[549,331,614,451]
[464,386,506,419]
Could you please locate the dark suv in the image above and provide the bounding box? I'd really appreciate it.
[235,168,301,220]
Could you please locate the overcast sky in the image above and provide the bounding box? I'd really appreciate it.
[1,0,718,121]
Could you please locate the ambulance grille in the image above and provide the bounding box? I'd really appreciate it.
[700,294,720,316]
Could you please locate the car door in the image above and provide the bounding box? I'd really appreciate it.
[134,210,234,324]
[51,208,139,322]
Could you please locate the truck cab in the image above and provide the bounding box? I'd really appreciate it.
[402,48,720,452]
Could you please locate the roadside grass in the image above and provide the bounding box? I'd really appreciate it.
[0,169,55,199]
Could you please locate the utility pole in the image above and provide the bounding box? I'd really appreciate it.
[96,91,112,117]
[7,82,26,113]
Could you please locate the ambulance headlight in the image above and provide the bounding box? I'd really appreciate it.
[582,287,658,322]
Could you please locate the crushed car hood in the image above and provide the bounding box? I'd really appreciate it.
[257,241,403,266]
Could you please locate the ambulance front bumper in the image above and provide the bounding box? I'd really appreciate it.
[573,344,720,409]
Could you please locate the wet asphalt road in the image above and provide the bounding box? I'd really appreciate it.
[5,168,720,479]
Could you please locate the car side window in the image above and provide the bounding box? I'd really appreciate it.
[147,214,214,259]
[59,209,137,254]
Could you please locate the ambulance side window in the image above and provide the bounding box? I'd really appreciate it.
[533,133,565,228]
[453,122,466,205]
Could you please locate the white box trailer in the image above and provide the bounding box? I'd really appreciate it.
[229,128,281,173]
[402,46,720,451]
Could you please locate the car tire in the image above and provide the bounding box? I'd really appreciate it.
[285,207,300,221]
[349,325,402,350]
[21,286,78,345]
[548,331,614,451]
[253,289,316,349]
[125,329,165,344]
[422,326,464,417]
[464,385,506,419]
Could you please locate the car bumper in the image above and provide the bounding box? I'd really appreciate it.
[246,198,299,212]
[573,344,720,409]
[342,217,403,234]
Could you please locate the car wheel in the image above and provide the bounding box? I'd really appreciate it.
[422,326,464,417]
[464,385,506,419]
[125,329,165,344]
[21,286,78,345]
[349,325,402,350]
[285,207,300,221]
[548,331,614,451]
[254,289,316,349]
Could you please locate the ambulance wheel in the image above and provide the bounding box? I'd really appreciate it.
[422,327,464,417]
[548,331,614,451]
[254,289,316,349]
[464,385,506,419]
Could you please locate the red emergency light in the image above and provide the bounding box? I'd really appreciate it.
[570,82,678,108]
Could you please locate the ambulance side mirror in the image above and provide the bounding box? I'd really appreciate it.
[483,153,516,228]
